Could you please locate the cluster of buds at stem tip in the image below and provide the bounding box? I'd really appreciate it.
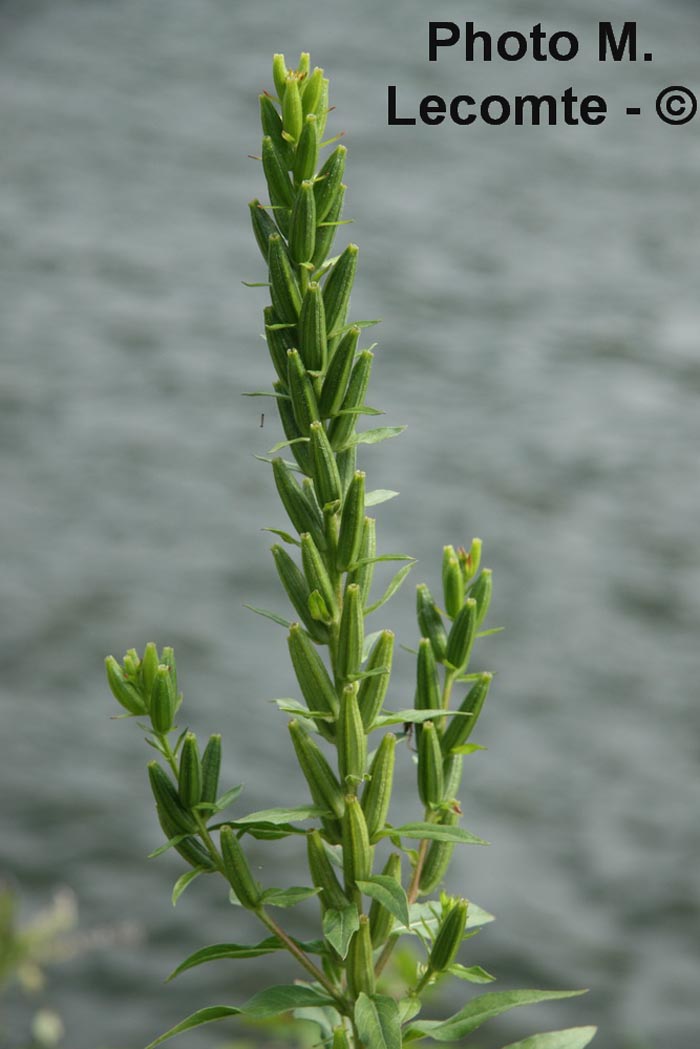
[105,643,181,732]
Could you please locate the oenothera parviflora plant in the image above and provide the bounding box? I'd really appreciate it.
[105,52,597,1049]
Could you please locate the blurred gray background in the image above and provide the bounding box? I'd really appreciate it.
[2,1,699,1047]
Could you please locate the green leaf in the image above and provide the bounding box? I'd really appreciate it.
[407,990,588,1042]
[447,963,495,983]
[268,436,310,454]
[194,784,244,814]
[235,805,328,826]
[242,390,290,399]
[362,630,384,662]
[171,868,206,907]
[356,876,410,927]
[273,698,335,721]
[353,554,415,568]
[167,938,284,980]
[347,665,390,683]
[148,834,187,859]
[365,489,399,507]
[346,426,406,448]
[476,626,504,638]
[243,984,336,1018]
[336,405,385,417]
[396,900,494,939]
[386,822,488,846]
[450,743,487,756]
[371,709,456,729]
[364,562,416,615]
[327,319,380,339]
[322,904,360,958]
[262,527,301,546]
[260,885,321,907]
[499,1028,597,1049]
[144,1005,241,1048]
[355,993,401,1049]
[243,605,292,629]
[255,455,303,474]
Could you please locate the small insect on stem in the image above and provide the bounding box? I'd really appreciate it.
[260,413,265,428]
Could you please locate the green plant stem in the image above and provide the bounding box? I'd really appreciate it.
[257,907,348,1012]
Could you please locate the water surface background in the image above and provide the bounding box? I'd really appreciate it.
[2,1,699,1047]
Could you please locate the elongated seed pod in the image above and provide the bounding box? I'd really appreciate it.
[269,235,301,324]
[148,762,198,835]
[357,630,394,729]
[262,136,294,210]
[220,825,261,910]
[287,348,320,434]
[264,307,295,386]
[445,598,477,672]
[442,545,464,620]
[178,732,202,810]
[298,282,327,373]
[442,753,463,799]
[272,458,326,550]
[347,915,376,998]
[314,145,347,222]
[150,665,176,735]
[272,54,287,103]
[300,533,338,621]
[141,642,159,699]
[160,647,178,695]
[415,638,441,715]
[337,685,366,788]
[309,421,341,509]
[302,68,323,117]
[249,200,279,263]
[289,180,316,266]
[361,732,396,840]
[259,93,288,155]
[200,734,222,806]
[296,52,310,80]
[311,183,345,270]
[418,807,459,894]
[342,794,372,889]
[293,114,319,184]
[282,73,303,142]
[327,350,372,452]
[306,829,349,912]
[416,583,448,663]
[369,852,402,947]
[156,805,216,871]
[275,381,313,475]
[337,446,358,498]
[105,656,146,715]
[336,583,364,683]
[319,325,359,418]
[418,721,444,808]
[288,720,345,820]
[468,568,493,627]
[323,243,358,341]
[316,77,330,136]
[441,673,493,755]
[427,898,468,974]
[348,516,376,608]
[336,471,365,572]
[288,622,339,722]
[272,546,330,645]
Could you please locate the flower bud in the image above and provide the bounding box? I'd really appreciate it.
[105,656,146,716]
[306,829,349,912]
[288,720,345,821]
[274,381,313,476]
[293,114,319,185]
[323,243,358,343]
[418,721,444,809]
[287,348,320,434]
[309,421,341,509]
[348,516,376,609]
[441,673,492,755]
[442,753,463,799]
[282,73,303,142]
[347,915,376,998]
[200,734,222,806]
[150,664,176,735]
[369,852,402,947]
[319,325,359,419]
[301,533,338,621]
[220,825,262,910]
[178,732,202,810]
[249,199,280,263]
[298,281,327,372]
[148,761,198,835]
[445,598,477,672]
[141,642,159,699]
[336,471,365,572]
[316,77,330,137]
[427,898,468,974]
[337,446,358,499]
[264,306,295,386]
[314,145,347,222]
[336,583,364,683]
[155,801,215,870]
[312,184,345,269]
[269,235,301,324]
[272,458,326,550]
[273,546,330,645]
[289,180,317,266]
[262,136,294,211]
[458,538,482,585]
[468,568,493,627]
[259,93,288,158]
[272,54,288,101]
[361,732,396,840]
[337,684,366,789]
[357,629,394,729]
[415,638,441,716]
[342,795,372,889]
[302,68,324,117]
[442,545,464,620]
[328,350,373,452]
[288,622,339,725]
[416,584,448,663]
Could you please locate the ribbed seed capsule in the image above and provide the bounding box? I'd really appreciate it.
[275,381,312,476]
[306,830,349,912]
[156,804,216,870]
[347,915,376,998]
[369,852,402,947]
[314,145,347,222]
[427,898,468,974]
[442,545,464,620]
[150,665,176,735]
[319,325,359,419]
[300,533,338,621]
[416,584,448,663]
[282,74,303,142]
[272,546,330,645]
[289,180,317,266]
[259,94,291,166]
[323,243,358,342]
[336,470,365,572]
[316,78,330,136]
[442,753,464,799]
[337,685,366,789]
[287,349,320,434]
[272,54,288,101]
[311,183,345,270]
[361,732,396,840]
[445,598,477,672]
[342,794,372,888]
[288,623,339,723]
[220,825,262,910]
[262,136,294,210]
[309,421,342,509]
[288,720,345,821]
[441,673,492,755]
[336,583,364,683]
[348,516,376,608]
[415,639,441,716]
[468,568,493,627]
[141,642,159,698]
[269,235,301,324]
[264,307,296,386]
[419,807,460,894]
[148,761,198,835]
[337,446,358,498]
[200,734,222,806]
[302,68,324,117]
[249,200,279,263]
[418,721,444,809]
[272,458,326,550]
[296,52,310,79]
[328,350,373,452]
[105,656,146,715]
[293,114,319,185]
[298,282,327,372]
[357,630,394,729]
[178,732,202,810]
